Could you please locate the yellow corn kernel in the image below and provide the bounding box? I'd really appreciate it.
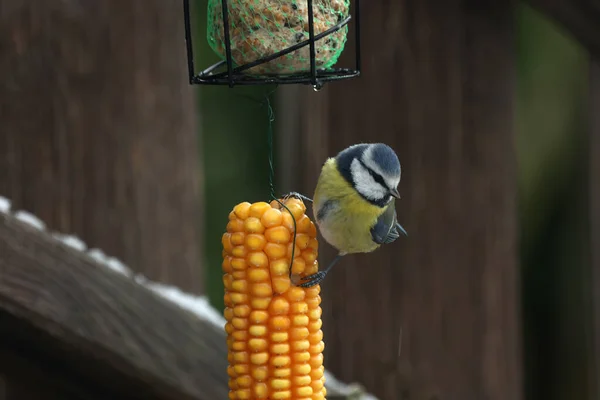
[252,282,273,297]
[245,233,266,250]
[231,280,248,293]
[290,301,308,314]
[271,343,290,354]
[249,325,267,337]
[227,219,245,233]
[271,332,288,342]
[249,338,268,352]
[252,365,269,381]
[292,351,310,363]
[248,251,269,268]
[272,276,291,293]
[232,270,247,280]
[271,355,292,368]
[231,258,247,271]
[231,232,246,246]
[272,390,292,399]
[287,242,302,259]
[291,258,306,275]
[223,198,325,400]
[297,386,314,397]
[309,330,324,344]
[264,242,288,259]
[270,316,291,330]
[250,310,269,324]
[251,297,270,310]
[293,375,312,386]
[270,259,290,276]
[232,245,247,258]
[282,212,296,232]
[292,314,310,327]
[265,225,292,243]
[244,217,265,234]
[234,202,251,219]
[294,234,310,250]
[261,207,283,227]
[302,249,318,264]
[248,268,270,282]
[254,383,269,398]
[295,215,312,233]
[249,202,271,218]
[269,297,290,314]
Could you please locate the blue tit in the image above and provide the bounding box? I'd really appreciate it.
[289,143,407,288]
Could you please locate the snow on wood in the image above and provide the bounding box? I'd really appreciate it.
[13,210,46,230]
[0,196,10,214]
[52,233,87,252]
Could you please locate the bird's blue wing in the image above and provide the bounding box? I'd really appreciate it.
[371,200,402,245]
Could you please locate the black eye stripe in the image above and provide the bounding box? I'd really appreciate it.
[358,159,389,189]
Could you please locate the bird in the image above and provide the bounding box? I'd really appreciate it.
[286,143,407,288]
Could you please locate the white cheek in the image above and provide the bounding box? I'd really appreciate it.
[361,152,384,179]
[386,176,401,191]
[350,159,387,200]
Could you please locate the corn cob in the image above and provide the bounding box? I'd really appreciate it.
[222,197,326,400]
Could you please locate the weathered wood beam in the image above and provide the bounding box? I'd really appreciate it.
[0,210,369,400]
[528,0,600,57]
[0,211,228,400]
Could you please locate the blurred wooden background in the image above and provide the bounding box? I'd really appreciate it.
[1,0,599,399]
[283,1,520,398]
[0,0,203,293]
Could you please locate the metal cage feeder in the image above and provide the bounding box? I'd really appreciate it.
[183,0,361,88]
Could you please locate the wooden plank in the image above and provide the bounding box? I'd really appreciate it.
[0,374,6,400]
[0,347,107,400]
[290,0,521,399]
[528,0,600,57]
[0,211,227,400]
[0,0,203,294]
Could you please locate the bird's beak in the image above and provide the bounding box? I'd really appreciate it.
[390,188,401,199]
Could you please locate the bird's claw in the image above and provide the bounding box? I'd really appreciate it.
[297,271,327,288]
[282,191,313,203]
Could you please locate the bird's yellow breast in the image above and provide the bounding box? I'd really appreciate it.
[312,158,386,254]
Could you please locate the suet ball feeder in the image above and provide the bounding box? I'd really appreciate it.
[183,0,361,88]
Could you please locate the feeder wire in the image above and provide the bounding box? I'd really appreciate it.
[234,87,298,281]
[263,90,298,280]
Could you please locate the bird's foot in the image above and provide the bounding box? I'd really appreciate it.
[296,271,327,288]
[282,191,313,203]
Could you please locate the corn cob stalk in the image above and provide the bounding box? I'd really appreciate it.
[222,197,326,400]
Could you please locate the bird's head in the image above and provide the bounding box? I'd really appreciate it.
[336,143,402,207]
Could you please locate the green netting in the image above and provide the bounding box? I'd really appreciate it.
[207,0,350,75]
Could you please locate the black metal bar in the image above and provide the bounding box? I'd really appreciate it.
[354,0,361,72]
[307,0,318,86]
[220,0,235,87]
[200,16,351,79]
[199,66,358,81]
[194,69,360,86]
[183,0,195,84]
[198,60,227,77]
